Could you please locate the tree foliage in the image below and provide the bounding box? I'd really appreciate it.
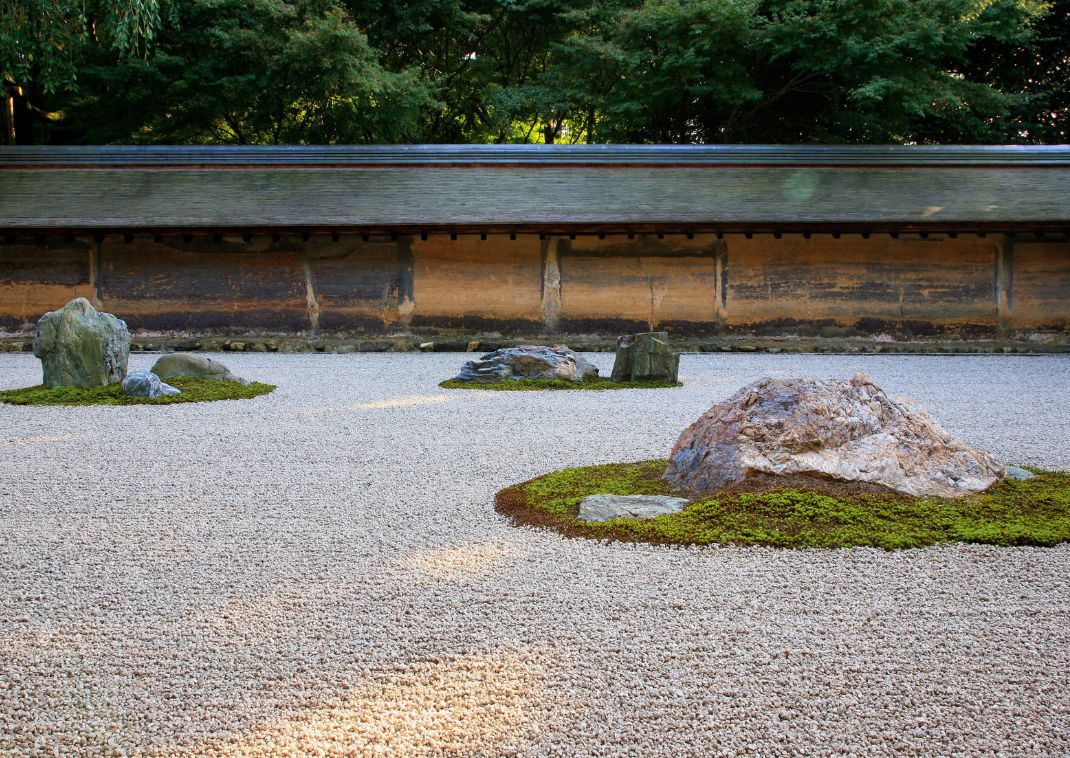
[5,0,1066,145]
[59,0,435,144]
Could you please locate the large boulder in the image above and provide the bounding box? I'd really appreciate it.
[611,332,679,383]
[121,371,181,399]
[664,374,1005,498]
[150,353,250,385]
[33,298,130,388]
[454,345,598,383]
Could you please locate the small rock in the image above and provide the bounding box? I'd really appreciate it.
[433,341,468,352]
[150,353,250,385]
[358,341,391,352]
[466,341,482,352]
[121,371,180,399]
[611,332,680,383]
[419,341,435,351]
[1005,465,1036,480]
[454,345,598,383]
[33,298,130,387]
[226,341,246,352]
[578,494,689,522]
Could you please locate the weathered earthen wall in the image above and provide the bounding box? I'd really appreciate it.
[410,236,544,331]
[97,237,309,331]
[556,236,722,334]
[725,235,999,335]
[1010,240,1070,331]
[1,233,1067,339]
[0,238,96,329]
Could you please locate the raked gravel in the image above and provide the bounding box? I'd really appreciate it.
[1,352,1068,757]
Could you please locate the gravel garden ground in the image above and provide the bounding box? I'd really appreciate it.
[1,352,1068,756]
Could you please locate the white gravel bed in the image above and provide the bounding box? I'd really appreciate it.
[1,352,1068,757]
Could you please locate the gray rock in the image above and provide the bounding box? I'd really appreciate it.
[665,374,1005,499]
[150,353,250,385]
[33,298,130,388]
[611,332,680,383]
[121,371,181,399]
[455,345,598,383]
[1005,465,1036,481]
[578,494,690,522]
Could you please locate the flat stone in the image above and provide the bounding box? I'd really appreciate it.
[121,371,180,398]
[33,298,130,388]
[1005,465,1036,480]
[611,332,680,383]
[455,345,598,383]
[665,374,1005,498]
[578,494,689,522]
[150,353,250,385]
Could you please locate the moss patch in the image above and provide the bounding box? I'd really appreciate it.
[496,460,1070,550]
[439,377,681,391]
[0,376,275,406]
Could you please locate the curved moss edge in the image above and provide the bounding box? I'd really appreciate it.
[0,376,276,406]
[495,460,1070,550]
[439,377,681,391]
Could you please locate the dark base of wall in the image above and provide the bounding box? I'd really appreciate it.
[3,331,1068,355]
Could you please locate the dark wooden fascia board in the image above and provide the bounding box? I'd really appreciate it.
[3,144,1070,168]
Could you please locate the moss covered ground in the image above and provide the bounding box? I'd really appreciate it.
[0,377,276,406]
[496,460,1070,549]
[439,377,681,391]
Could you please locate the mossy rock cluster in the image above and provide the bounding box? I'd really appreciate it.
[497,460,1070,550]
[440,377,681,391]
[0,376,275,406]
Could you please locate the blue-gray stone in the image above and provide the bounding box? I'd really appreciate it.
[578,494,689,522]
[455,345,598,383]
[121,371,181,399]
[1005,465,1036,481]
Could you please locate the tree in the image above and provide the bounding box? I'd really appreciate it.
[12,0,1065,145]
[918,0,1068,142]
[1,0,165,142]
[56,0,436,144]
[534,0,1051,143]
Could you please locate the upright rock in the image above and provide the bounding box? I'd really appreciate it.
[151,353,250,385]
[665,374,1005,498]
[611,332,679,383]
[454,345,598,383]
[33,298,130,388]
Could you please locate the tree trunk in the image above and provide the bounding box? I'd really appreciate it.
[4,88,15,146]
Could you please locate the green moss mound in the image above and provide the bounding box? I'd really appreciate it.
[496,460,1070,550]
[0,376,276,406]
[439,377,681,391]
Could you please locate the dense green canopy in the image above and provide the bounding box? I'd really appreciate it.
[2,0,1066,145]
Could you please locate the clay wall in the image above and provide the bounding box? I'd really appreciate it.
[1,232,1067,339]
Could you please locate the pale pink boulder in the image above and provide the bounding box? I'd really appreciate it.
[664,374,1005,498]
